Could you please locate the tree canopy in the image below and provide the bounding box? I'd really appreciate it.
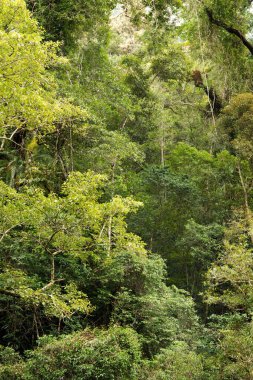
[1,0,253,379]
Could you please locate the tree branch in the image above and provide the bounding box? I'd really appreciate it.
[205,8,253,56]
[41,278,64,292]
[0,225,21,242]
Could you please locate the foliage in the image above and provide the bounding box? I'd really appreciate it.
[0,172,144,349]
[26,0,116,50]
[112,286,200,356]
[0,0,87,187]
[139,341,204,380]
[0,326,141,380]
[205,221,253,313]
[221,93,253,161]
[1,0,253,378]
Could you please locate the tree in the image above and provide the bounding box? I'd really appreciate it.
[0,326,141,380]
[0,0,87,187]
[0,171,144,349]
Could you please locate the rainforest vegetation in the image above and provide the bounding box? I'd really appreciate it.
[1,0,253,378]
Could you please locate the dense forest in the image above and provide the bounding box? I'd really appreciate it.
[1,0,253,378]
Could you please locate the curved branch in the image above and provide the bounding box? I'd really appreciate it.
[0,225,21,242]
[41,278,64,292]
[205,8,253,56]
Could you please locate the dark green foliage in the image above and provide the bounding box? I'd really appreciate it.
[23,326,141,380]
[26,0,116,50]
[111,287,199,356]
[139,342,204,380]
[0,327,141,380]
